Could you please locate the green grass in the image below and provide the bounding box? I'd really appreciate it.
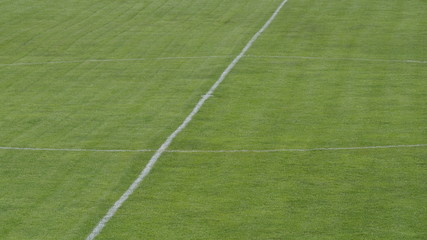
[0,0,426,239]
[99,149,426,239]
[173,58,427,150]
[0,151,152,239]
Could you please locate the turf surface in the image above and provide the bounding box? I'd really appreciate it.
[0,0,426,239]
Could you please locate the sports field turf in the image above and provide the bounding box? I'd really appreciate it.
[0,0,426,239]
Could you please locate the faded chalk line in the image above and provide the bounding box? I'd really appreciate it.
[0,146,152,152]
[167,144,427,153]
[2,55,425,68]
[1,144,426,153]
[85,1,291,239]
[0,56,231,67]
[246,55,427,64]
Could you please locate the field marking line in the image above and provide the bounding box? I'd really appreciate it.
[0,146,152,152]
[168,144,427,153]
[0,56,231,67]
[246,55,427,64]
[1,144,426,153]
[85,1,290,239]
[2,55,425,68]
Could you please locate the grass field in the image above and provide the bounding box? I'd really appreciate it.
[0,0,426,239]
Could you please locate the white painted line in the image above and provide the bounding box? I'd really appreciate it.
[246,55,427,64]
[0,146,153,152]
[3,55,424,68]
[0,56,231,67]
[85,1,290,239]
[1,144,426,153]
[168,144,427,153]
